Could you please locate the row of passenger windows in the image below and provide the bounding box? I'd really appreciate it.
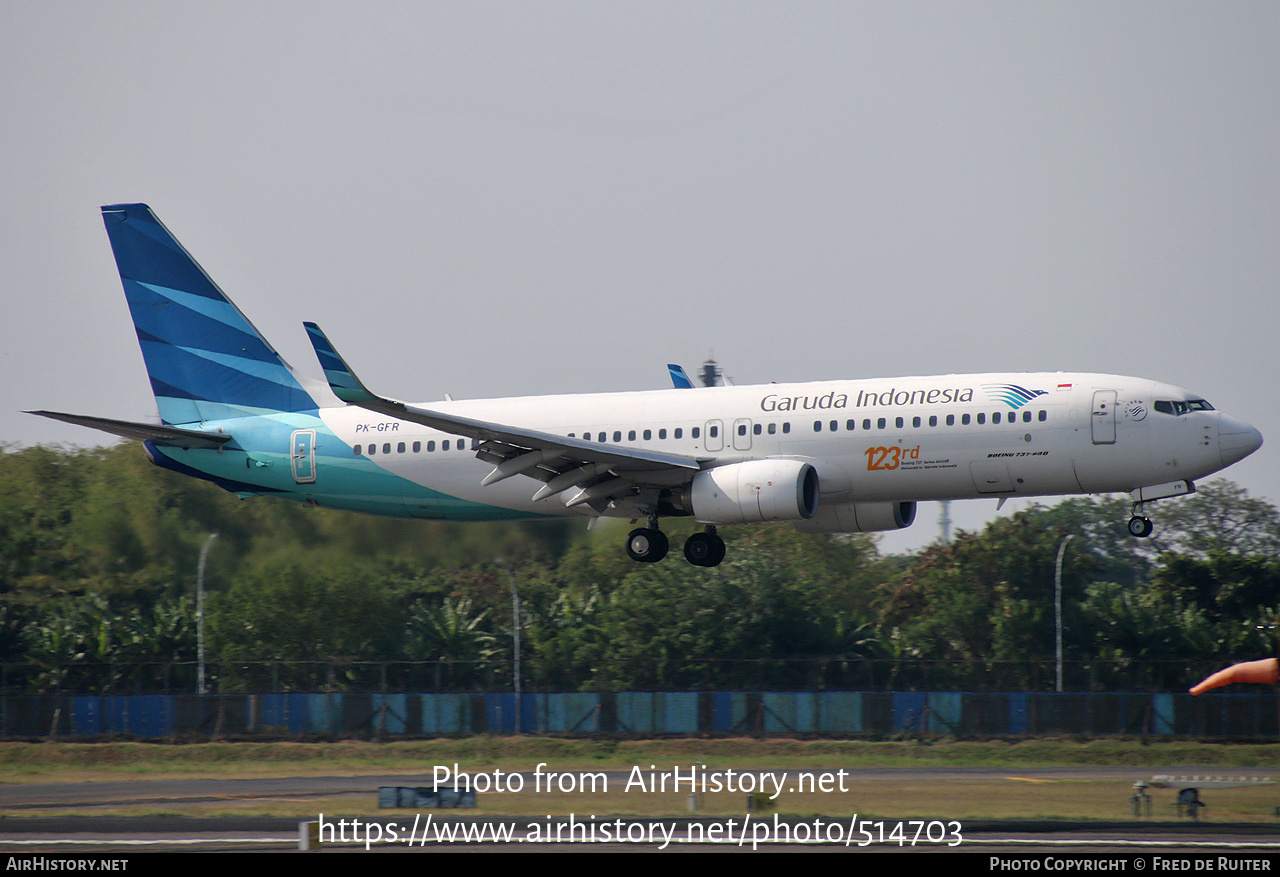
[353,409,1049,456]
[566,423,792,442]
[813,409,1048,432]
[354,439,477,456]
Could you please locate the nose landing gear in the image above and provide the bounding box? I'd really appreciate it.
[1128,502,1154,538]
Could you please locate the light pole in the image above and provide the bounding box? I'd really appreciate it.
[1054,534,1074,693]
[196,533,219,696]
[497,559,521,734]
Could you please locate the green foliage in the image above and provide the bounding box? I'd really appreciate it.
[3,442,1279,694]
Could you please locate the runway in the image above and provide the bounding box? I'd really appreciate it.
[0,767,1276,853]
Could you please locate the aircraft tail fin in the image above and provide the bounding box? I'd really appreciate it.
[100,204,318,424]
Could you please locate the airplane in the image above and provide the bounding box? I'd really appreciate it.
[29,204,1264,568]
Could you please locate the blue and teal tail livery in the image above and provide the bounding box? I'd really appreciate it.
[668,364,694,389]
[100,203,317,424]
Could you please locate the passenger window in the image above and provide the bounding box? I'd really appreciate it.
[976,413,985,425]
[877,418,886,429]
[768,423,776,434]
[753,423,761,435]
[598,432,606,442]
[367,444,375,456]
[895,417,904,428]
[1038,411,1047,422]
[814,421,822,432]
[961,415,970,426]
[929,415,937,427]
[659,429,667,440]
[1022,411,1031,423]
[993,412,1001,424]
[643,429,652,440]
[413,442,421,453]
[862,419,871,430]
[946,414,955,426]
[354,445,362,456]
[692,427,701,438]
[613,431,621,442]
[782,423,791,434]
[912,416,921,428]
[739,424,747,436]
[628,430,636,441]
[708,425,717,437]
[846,419,856,431]
[383,443,392,454]
[398,442,406,453]
[442,440,450,451]
[675,428,683,439]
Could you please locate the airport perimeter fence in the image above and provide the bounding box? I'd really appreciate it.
[2,689,1276,739]
[0,656,1253,696]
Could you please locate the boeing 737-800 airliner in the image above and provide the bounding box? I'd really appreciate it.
[29,205,1264,567]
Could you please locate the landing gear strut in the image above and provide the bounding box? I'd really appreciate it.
[1128,502,1154,538]
[683,526,726,568]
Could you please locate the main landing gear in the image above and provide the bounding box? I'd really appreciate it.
[683,526,726,568]
[625,519,726,567]
[1127,502,1154,538]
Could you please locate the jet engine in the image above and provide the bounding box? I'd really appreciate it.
[794,501,916,534]
[687,460,819,524]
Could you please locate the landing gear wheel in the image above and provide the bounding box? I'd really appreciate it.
[1127,516,1153,538]
[683,531,727,567]
[626,527,669,563]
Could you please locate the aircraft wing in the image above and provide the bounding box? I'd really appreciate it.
[305,323,705,511]
[26,411,232,450]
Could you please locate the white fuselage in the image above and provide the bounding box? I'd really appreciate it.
[307,371,1256,522]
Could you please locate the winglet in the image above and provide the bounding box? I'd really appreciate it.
[303,322,381,405]
[668,364,694,389]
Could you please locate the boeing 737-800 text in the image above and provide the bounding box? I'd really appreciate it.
[29,205,1264,567]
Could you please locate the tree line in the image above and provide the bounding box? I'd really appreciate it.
[1,443,1276,693]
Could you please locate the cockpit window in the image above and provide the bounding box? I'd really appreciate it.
[1154,398,1213,416]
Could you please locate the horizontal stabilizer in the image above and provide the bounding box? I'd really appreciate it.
[25,411,231,450]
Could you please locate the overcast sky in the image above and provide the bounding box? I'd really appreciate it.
[3,2,1276,552]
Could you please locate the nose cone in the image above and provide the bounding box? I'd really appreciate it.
[1220,414,1263,466]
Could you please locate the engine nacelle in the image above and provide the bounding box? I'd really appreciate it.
[794,501,917,534]
[688,460,819,524]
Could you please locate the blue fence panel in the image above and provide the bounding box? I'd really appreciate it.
[1008,692,1028,734]
[764,692,816,733]
[927,692,962,733]
[662,693,699,734]
[372,694,407,735]
[892,692,928,731]
[421,694,470,734]
[307,693,343,734]
[615,693,656,734]
[72,697,100,736]
[817,692,862,733]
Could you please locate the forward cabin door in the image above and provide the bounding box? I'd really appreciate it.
[1091,390,1117,445]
